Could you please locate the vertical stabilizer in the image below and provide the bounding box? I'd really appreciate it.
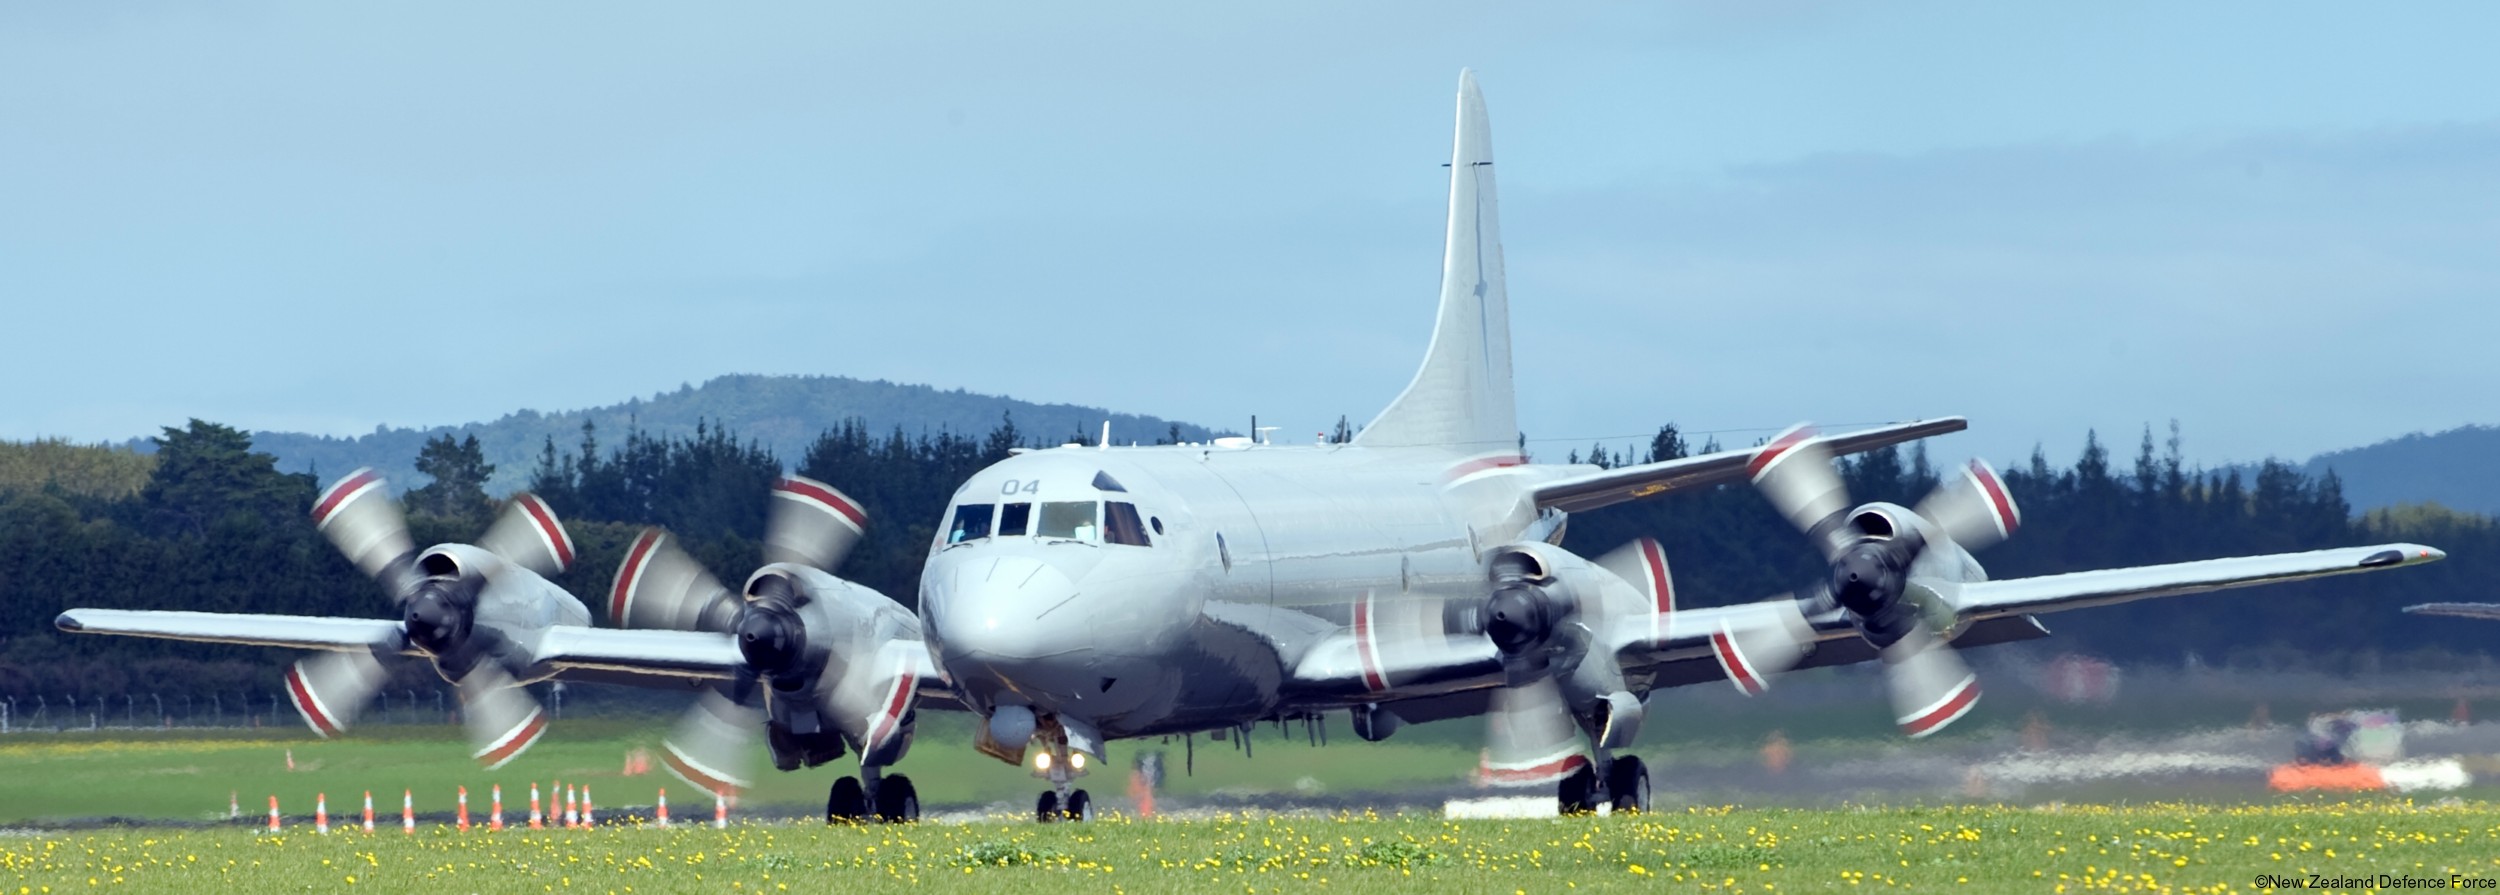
[1357,69,1517,452]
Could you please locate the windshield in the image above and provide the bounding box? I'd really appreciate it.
[948,503,994,544]
[1104,501,1150,546]
[1035,501,1097,541]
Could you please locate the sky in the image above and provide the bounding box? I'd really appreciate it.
[4,1,2496,470]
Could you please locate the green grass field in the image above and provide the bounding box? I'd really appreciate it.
[4,801,2496,893]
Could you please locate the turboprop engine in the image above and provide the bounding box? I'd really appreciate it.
[609,476,933,796]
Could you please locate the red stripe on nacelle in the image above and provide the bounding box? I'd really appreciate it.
[611,530,662,624]
[311,468,382,528]
[1746,426,1818,481]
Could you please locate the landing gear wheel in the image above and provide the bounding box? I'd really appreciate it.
[1035,790,1062,823]
[874,775,919,823]
[827,776,867,824]
[1608,756,1651,814]
[1064,789,1094,822]
[1557,764,1600,816]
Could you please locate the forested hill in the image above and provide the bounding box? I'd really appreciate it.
[207,375,1219,496]
[2282,424,2500,517]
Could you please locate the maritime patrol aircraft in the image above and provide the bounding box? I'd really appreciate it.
[59,71,2446,823]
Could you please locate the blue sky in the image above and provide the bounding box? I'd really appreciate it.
[4,2,2495,469]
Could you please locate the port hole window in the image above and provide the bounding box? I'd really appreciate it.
[1103,502,1150,546]
[998,502,1032,536]
[1036,501,1098,541]
[947,504,994,544]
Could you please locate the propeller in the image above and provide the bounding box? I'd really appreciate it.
[295,468,575,764]
[612,476,914,798]
[1742,424,2020,737]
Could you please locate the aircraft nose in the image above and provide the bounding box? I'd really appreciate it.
[929,554,1091,669]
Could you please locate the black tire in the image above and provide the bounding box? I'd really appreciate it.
[1035,790,1061,824]
[1557,764,1599,815]
[1608,756,1651,814]
[1064,789,1094,822]
[875,775,920,824]
[827,776,867,824]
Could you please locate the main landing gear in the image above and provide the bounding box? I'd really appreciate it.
[826,765,919,824]
[1559,753,1650,815]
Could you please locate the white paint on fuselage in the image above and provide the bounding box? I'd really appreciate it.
[919,442,1594,739]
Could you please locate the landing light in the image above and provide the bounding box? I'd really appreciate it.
[1034,752,1052,772]
[1071,752,1087,771]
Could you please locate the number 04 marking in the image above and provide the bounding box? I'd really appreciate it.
[1000,479,1042,496]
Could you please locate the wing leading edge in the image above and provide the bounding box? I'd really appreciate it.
[1532,417,1967,513]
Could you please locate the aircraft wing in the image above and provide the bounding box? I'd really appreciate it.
[56,609,402,651]
[2400,602,2500,621]
[1619,542,2445,691]
[1532,417,1967,514]
[525,626,746,681]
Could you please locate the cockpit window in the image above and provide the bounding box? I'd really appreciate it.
[1091,471,1128,493]
[947,504,994,544]
[997,502,1032,537]
[1035,501,1097,541]
[1103,501,1150,546]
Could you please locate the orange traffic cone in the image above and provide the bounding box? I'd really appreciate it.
[581,786,594,827]
[529,783,543,829]
[713,791,727,829]
[315,792,329,835]
[488,785,504,831]
[285,748,295,771]
[655,787,669,828]
[362,791,375,834]
[266,795,281,833]
[456,786,470,832]
[401,789,414,835]
[229,791,239,821]
[565,785,578,829]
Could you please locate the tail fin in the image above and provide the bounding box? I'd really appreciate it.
[1357,69,1517,451]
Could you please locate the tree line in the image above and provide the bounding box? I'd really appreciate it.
[0,417,2491,705]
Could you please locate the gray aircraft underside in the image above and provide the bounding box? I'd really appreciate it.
[56,70,2445,813]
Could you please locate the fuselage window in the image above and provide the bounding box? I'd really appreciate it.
[1035,501,1098,541]
[948,503,994,544]
[1103,502,1150,546]
[998,502,1032,537]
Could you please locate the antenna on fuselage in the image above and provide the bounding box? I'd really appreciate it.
[1255,426,1280,445]
[1098,420,1110,451]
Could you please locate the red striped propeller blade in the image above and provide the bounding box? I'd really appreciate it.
[1748,425,1852,559]
[476,493,577,578]
[284,650,395,738]
[311,468,416,595]
[458,663,548,769]
[764,476,868,571]
[609,528,738,632]
[1912,459,2022,552]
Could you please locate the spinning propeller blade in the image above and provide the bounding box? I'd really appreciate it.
[610,529,739,632]
[1738,423,2018,736]
[459,662,549,770]
[475,493,577,578]
[283,648,396,738]
[311,468,417,595]
[764,476,868,571]
[1476,677,1586,788]
[662,685,767,797]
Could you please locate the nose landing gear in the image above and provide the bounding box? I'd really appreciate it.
[1030,740,1095,822]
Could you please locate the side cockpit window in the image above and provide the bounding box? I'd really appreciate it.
[948,504,994,544]
[998,502,1032,537]
[1103,501,1150,546]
